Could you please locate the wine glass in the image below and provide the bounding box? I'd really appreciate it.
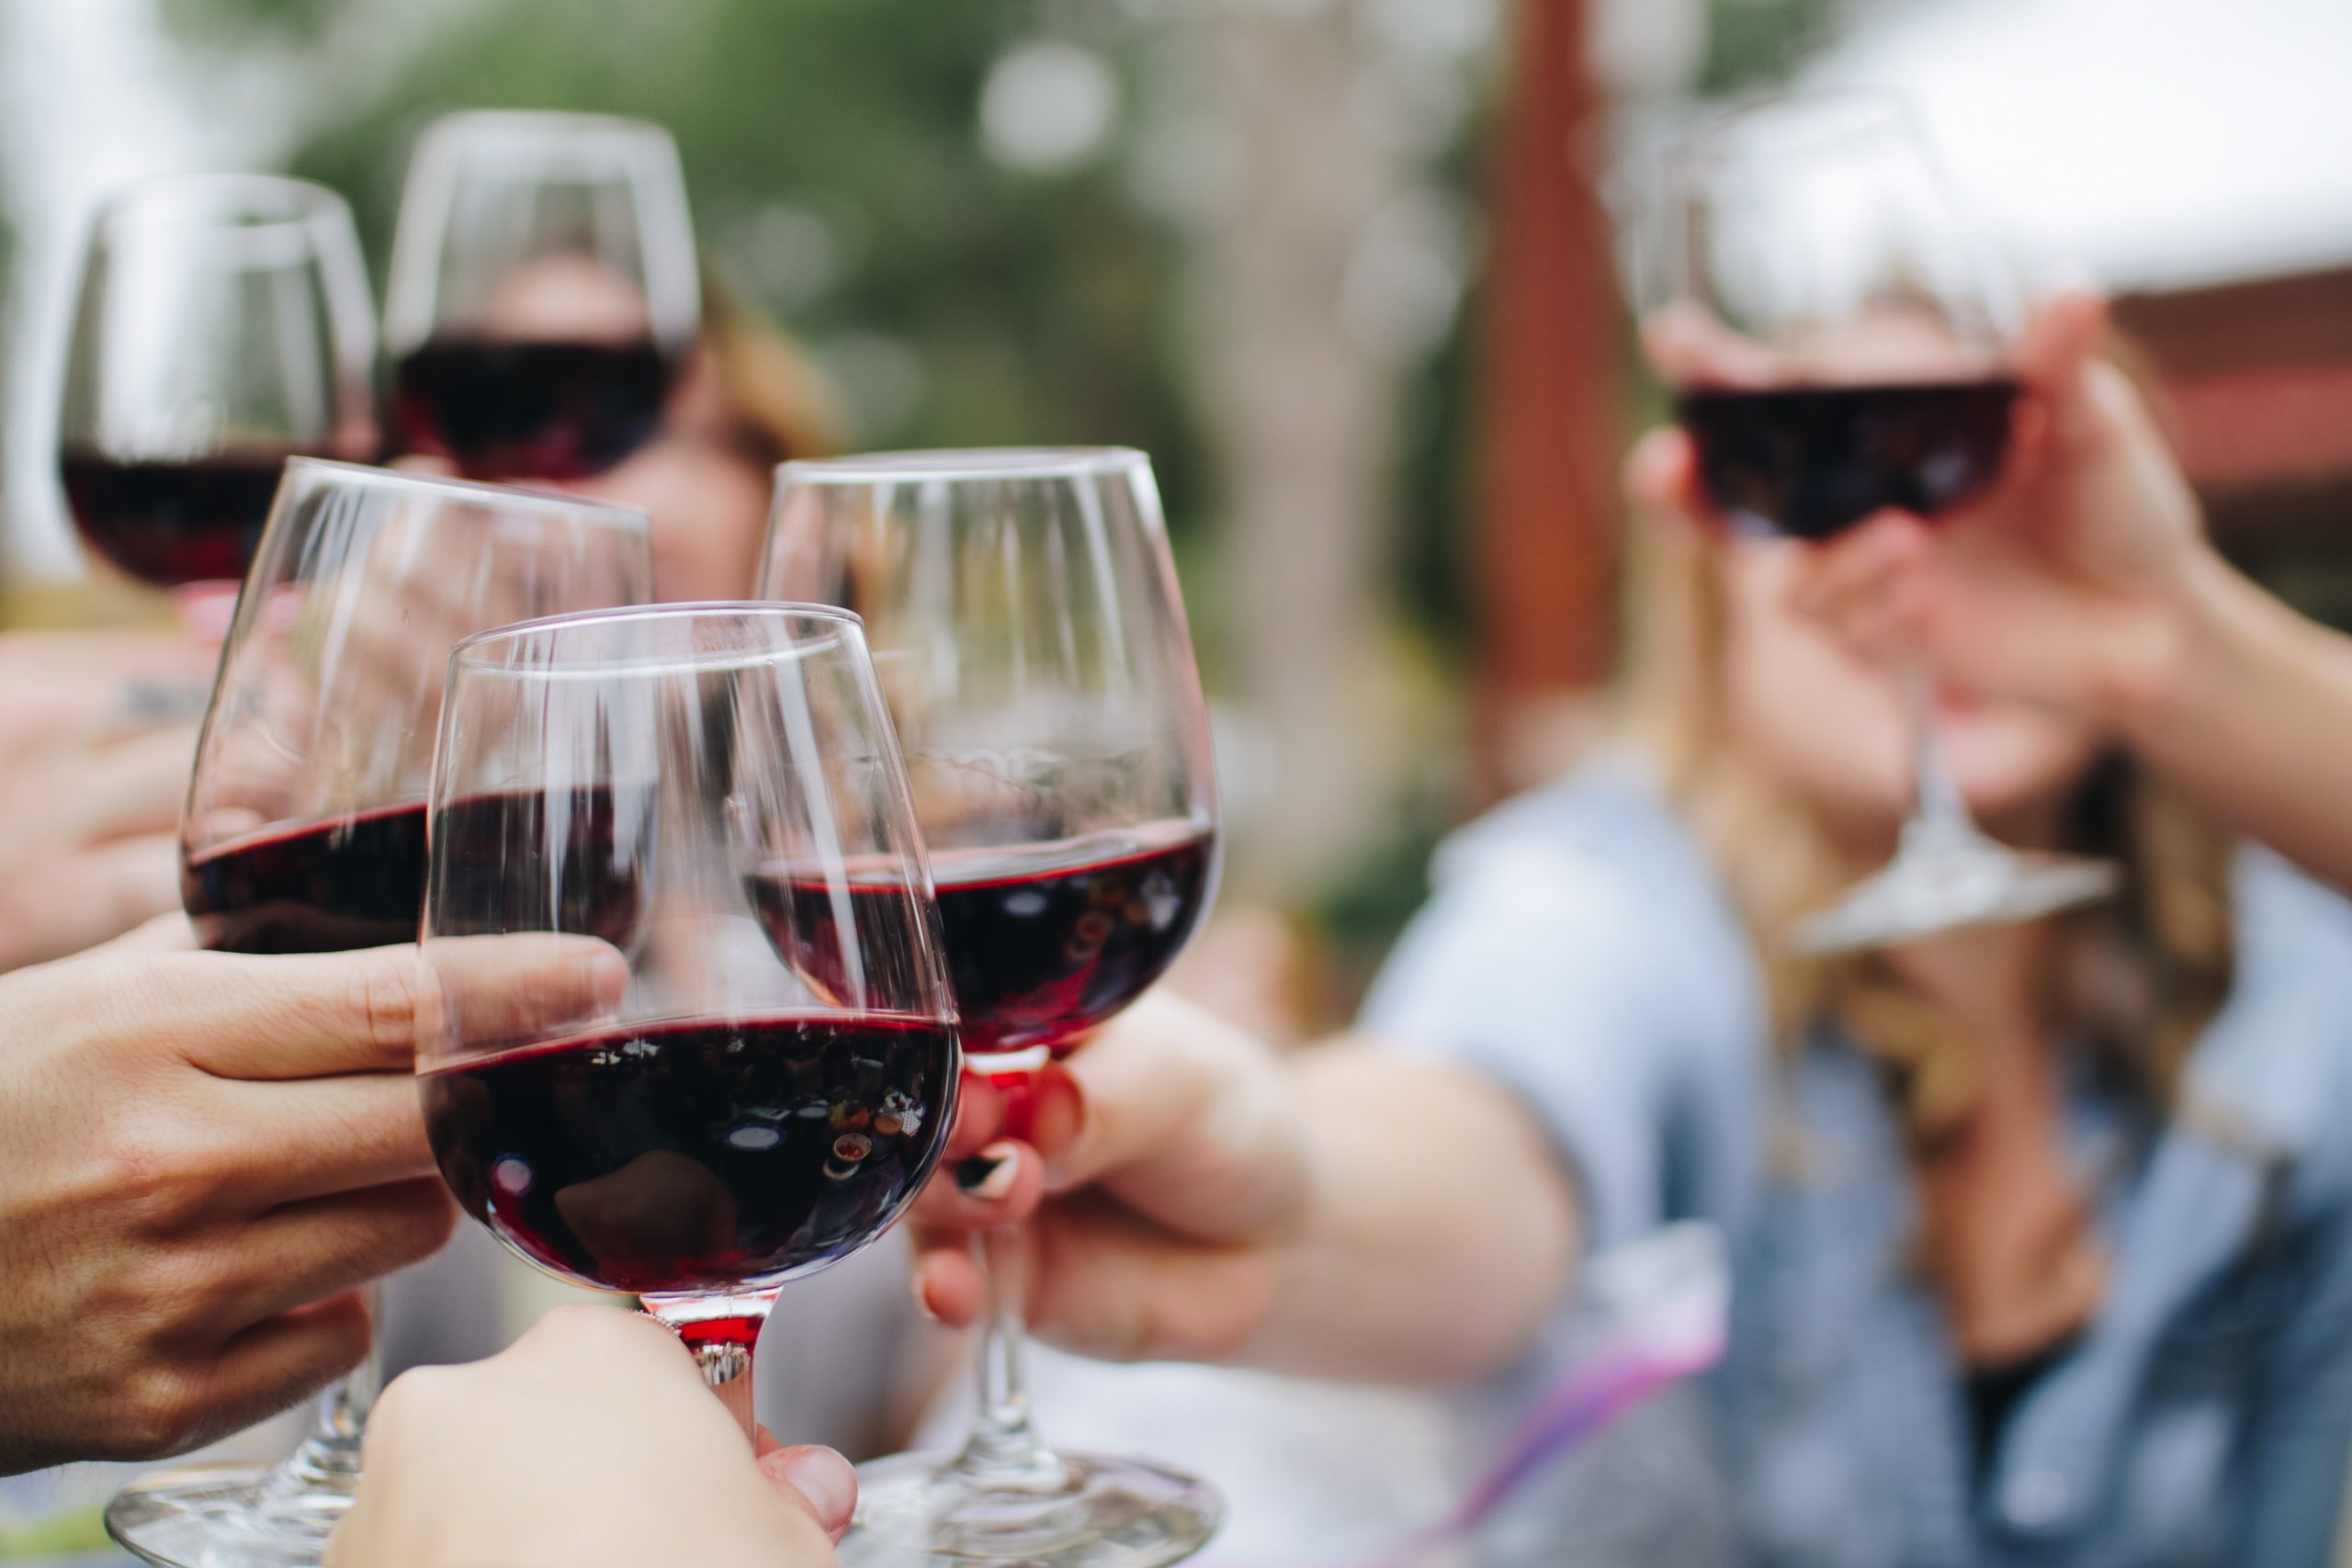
[417,603,961,1433]
[384,110,699,481]
[58,175,378,615]
[1651,91,2117,953]
[760,449,1223,1567]
[106,461,651,1568]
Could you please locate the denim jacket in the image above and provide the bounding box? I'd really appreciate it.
[1361,764,2352,1567]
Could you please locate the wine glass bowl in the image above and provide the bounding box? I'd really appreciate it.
[58,174,378,592]
[385,111,698,480]
[419,604,959,1415]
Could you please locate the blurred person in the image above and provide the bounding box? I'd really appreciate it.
[905,299,2352,1564]
[331,1306,854,1568]
[0,926,619,1475]
[0,626,212,969]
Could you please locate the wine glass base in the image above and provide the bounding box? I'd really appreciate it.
[842,1448,1219,1568]
[106,1461,352,1568]
[1792,845,2120,955]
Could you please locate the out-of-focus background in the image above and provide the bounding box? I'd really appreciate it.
[6,0,2352,1021]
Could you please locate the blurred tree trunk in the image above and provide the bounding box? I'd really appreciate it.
[1474,0,1623,793]
[1194,0,1411,899]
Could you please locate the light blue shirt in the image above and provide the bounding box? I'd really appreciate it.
[1362,763,2352,1567]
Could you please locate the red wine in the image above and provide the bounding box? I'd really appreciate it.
[186,789,633,955]
[184,802,430,954]
[753,825,1216,1061]
[59,448,291,587]
[1677,379,2019,541]
[420,1013,956,1293]
[394,337,673,479]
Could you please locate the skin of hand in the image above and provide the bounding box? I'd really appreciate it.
[0,923,624,1476]
[908,992,1577,1385]
[0,629,214,969]
[328,1306,857,1568]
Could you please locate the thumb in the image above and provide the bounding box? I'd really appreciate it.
[752,1438,858,1545]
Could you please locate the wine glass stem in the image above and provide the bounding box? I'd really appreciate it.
[669,1314,765,1444]
[270,1284,383,1494]
[1900,655,1984,855]
[956,1222,1066,1484]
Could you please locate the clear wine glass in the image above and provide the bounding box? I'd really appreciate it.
[760,449,1223,1568]
[106,461,651,1568]
[416,603,961,1438]
[384,110,700,481]
[1652,91,2118,953]
[58,175,378,616]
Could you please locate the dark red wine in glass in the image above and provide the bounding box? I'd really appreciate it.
[751,823,1216,1063]
[1677,378,2019,540]
[420,1012,956,1293]
[183,788,633,956]
[394,338,673,480]
[182,801,429,954]
[59,449,296,590]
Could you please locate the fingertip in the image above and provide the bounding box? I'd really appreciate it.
[1024,1068,1085,1162]
[944,1069,1005,1159]
[764,1444,858,1542]
[914,1252,983,1327]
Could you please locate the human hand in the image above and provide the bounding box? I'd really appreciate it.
[0,629,213,968]
[0,933,621,1474]
[328,1306,855,1568]
[908,991,1311,1364]
[1634,291,2217,730]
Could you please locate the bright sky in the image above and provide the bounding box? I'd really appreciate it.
[1812,0,2352,292]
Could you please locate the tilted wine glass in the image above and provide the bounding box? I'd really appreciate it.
[106,461,650,1568]
[1653,91,2117,953]
[761,448,1223,1568]
[417,603,961,1433]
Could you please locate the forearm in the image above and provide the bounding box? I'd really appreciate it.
[1239,1044,1578,1385]
[2113,548,2352,891]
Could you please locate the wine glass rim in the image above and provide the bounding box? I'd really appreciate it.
[422,107,680,148]
[776,446,1151,484]
[449,599,866,674]
[1671,86,1924,164]
[280,458,654,531]
[95,171,351,232]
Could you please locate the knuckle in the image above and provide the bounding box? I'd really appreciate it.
[110,1364,209,1458]
[355,956,423,1060]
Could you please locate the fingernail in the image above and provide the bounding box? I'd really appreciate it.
[780,1447,857,1534]
[956,1142,1021,1200]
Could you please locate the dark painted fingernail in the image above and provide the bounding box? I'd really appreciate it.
[956,1143,1020,1199]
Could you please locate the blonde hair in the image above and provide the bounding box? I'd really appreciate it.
[1617,514,2235,1147]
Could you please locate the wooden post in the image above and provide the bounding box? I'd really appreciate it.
[1473,0,1623,794]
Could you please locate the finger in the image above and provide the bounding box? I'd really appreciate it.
[1640,302,1781,388]
[0,835,182,969]
[908,1235,985,1326]
[2015,288,2110,450]
[148,1292,372,1460]
[908,1141,1040,1233]
[417,934,633,1059]
[97,910,198,954]
[1624,425,1707,531]
[758,1444,859,1545]
[129,934,626,1081]
[212,1071,446,1207]
[1027,1192,1273,1364]
[76,725,200,841]
[944,1068,1009,1160]
[1789,514,1930,618]
[190,1179,458,1336]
